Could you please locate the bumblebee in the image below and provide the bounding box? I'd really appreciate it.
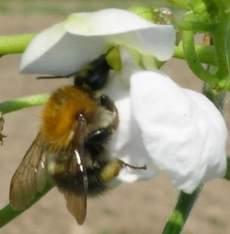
[10,54,145,224]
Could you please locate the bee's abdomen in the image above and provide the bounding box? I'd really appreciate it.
[52,167,107,196]
[87,168,107,195]
[54,172,84,194]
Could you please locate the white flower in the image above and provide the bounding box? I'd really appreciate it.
[104,68,228,194]
[19,8,227,194]
[20,8,175,75]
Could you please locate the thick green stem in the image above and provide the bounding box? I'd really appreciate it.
[177,18,214,32]
[0,182,53,228]
[225,157,230,180]
[174,43,216,65]
[162,188,201,234]
[182,30,218,85]
[0,94,49,114]
[212,19,230,79]
[0,34,34,55]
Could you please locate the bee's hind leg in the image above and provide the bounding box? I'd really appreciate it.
[99,159,147,183]
[99,94,116,112]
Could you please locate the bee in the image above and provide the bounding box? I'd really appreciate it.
[10,54,146,224]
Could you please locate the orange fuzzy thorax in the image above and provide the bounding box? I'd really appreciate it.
[40,86,97,149]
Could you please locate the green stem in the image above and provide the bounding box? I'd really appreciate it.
[202,83,225,111]
[0,33,220,71]
[0,182,53,228]
[182,30,218,85]
[174,43,216,65]
[177,18,214,32]
[0,94,49,114]
[0,94,51,227]
[212,21,230,78]
[224,157,230,180]
[162,188,201,234]
[162,49,226,234]
[0,34,35,55]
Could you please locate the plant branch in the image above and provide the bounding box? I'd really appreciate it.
[182,30,218,85]
[0,182,53,228]
[225,157,230,180]
[0,34,34,55]
[162,188,201,234]
[0,94,49,114]
[174,43,216,65]
[0,94,51,227]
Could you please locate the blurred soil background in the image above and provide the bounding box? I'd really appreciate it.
[0,1,230,234]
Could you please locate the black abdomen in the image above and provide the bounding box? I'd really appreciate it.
[53,166,107,196]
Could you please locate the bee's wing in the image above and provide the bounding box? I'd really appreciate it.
[62,149,88,225]
[10,133,49,210]
[61,115,88,225]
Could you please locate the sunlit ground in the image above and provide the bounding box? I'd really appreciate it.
[0,1,230,234]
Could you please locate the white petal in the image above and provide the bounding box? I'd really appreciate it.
[102,72,157,182]
[21,9,175,75]
[131,71,227,193]
[184,89,227,182]
[66,9,176,61]
[21,24,107,75]
[110,97,158,182]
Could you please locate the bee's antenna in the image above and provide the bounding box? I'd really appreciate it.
[36,74,73,80]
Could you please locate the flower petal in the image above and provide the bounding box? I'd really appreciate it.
[131,71,227,193]
[65,9,176,61]
[102,72,157,182]
[184,89,227,183]
[21,9,175,75]
[109,97,158,182]
[21,24,107,75]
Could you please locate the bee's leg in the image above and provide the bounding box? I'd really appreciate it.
[84,127,112,153]
[99,94,116,112]
[96,94,119,129]
[99,159,146,183]
[86,94,118,149]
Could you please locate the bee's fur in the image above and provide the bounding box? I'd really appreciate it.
[42,85,118,195]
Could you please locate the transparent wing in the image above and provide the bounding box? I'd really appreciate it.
[60,114,88,224]
[9,133,49,210]
[62,149,88,225]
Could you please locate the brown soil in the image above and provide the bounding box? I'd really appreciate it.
[0,14,230,234]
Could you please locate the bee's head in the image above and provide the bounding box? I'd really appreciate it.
[74,54,111,91]
[36,52,112,91]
